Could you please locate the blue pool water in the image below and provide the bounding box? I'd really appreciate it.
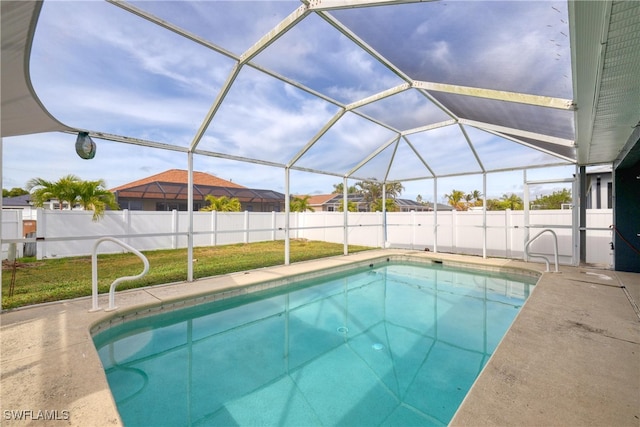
[93,262,536,426]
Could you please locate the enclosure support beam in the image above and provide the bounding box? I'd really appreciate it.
[284,167,291,265]
[482,173,487,259]
[572,166,580,266]
[343,177,348,256]
[0,138,3,311]
[523,170,530,261]
[579,165,587,264]
[187,152,194,282]
[433,178,438,253]
[413,80,575,110]
[382,184,387,248]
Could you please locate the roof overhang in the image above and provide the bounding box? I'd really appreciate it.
[570,1,640,167]
[1,1,72,137]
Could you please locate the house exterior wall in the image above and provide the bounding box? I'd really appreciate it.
[614,164,640,272]
[117,197,284,212]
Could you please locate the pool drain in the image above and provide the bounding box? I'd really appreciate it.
[337,326,349,334]
[372,343,384,351]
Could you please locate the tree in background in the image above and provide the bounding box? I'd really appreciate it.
[200,195,242,212]
[444,189,466,210]
[502,193,524,210]
[371,197,399,212]
[2,187,29,198]
[470,190,483,206]
[443,189,570,211]
[337,200,358,212]
[76,179,119,220]
[26,175,119,220]
[355,180,404,211]
[445,189,484,210]
[332,182,358,194]
[532,189,571,209]
[27,174,81,210]
[290,195,315,212]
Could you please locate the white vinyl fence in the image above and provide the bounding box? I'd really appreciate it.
[1,208,614,266]
[1,209,24,259]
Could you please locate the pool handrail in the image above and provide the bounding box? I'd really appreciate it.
[525,228,559,272]
[90,237,150,312]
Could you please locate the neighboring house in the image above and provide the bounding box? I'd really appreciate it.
[111,169,286,212]
[395,199,454,212]
[2,194,33,213]
[307,194,341,212]
[2,194,81,214]
[585,166,613,209]
[306,193,453,212]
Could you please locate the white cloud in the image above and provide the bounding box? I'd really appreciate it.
[3,0,576,202]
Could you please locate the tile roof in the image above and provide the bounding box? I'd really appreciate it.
[115,183,284,202]
[2,194,32,206]
[305,194,339,206]
[110,169,246,192]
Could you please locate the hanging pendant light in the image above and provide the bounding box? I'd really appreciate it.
[75,131,96,159]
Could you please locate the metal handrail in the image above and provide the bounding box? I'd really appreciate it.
[524,229,559,272]
[90,237,149,312]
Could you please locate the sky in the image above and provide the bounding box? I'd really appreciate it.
[2,0,577,204]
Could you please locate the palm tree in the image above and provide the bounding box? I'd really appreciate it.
[27,174,82,210]
[290,195,315,212]
[27,175,119,220]
[471,190,483,202]
[76,179,119,220]
[332,183,359,194]
[444,189,466,210]
[385,181,404,198]
[337,200,358,212]
[355,179,404,211]
[501,193,523,210]
[371,197,399,212]
[200,195,242,212]
[355,180,381,210]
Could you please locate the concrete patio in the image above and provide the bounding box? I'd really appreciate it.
[1,250,638,426]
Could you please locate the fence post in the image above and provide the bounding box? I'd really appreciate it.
[378,211,383,248]
[271,211,276,241]
[324,210,327,243]
[505,209,511,258]
[171,210,178,249]
[122,209,130,246]
[244,211,249,244]
[36,208,45,260]
[452,210,457,253]
[211,210,217,246]
[411,210,416,250]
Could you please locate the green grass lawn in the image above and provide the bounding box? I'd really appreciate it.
[1,240,373,310]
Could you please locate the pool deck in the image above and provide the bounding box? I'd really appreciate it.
[1,249,638,426]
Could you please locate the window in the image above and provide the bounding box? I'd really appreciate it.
[156,202,182,211]
[120,200,143,210]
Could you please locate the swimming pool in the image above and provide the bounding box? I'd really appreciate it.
[93,260,537,426]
